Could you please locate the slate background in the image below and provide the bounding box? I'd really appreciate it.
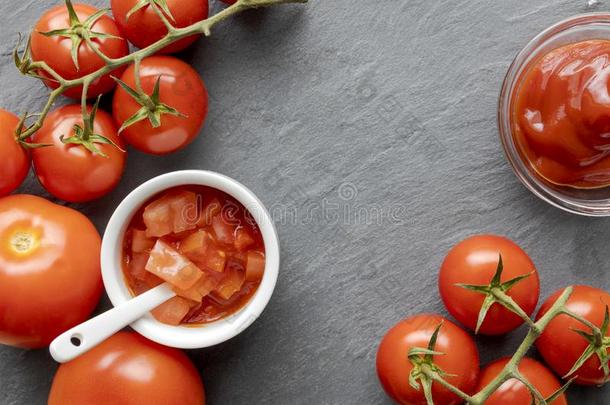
[1,0,610,403]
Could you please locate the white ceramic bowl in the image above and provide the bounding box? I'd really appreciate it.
[101,170,279,349]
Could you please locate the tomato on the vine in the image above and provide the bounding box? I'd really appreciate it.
[438,235,540,335]
[112,56,208,155]
[376,314,479,405]
[0,195,102,348]
[111,0,209,54]
[30,1,129,99]
[476,357,567,405]
[0,109,29,196]
[31,104,126,203]
[48,332,205,405]
[536,285,610,386]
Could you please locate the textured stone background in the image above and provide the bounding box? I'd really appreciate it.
[1,0,610,403]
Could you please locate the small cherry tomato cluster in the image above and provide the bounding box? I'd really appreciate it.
[376,234,610,404]
[2,0,214,203]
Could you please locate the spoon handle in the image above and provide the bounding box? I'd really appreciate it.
[49,283,176,363]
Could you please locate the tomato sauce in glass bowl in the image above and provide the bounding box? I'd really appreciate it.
[499,13,610,215]
[512,39,610,189]
[121,185,265,326]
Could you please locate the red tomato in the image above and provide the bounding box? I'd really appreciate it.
[31,104,126,203]
[476,357,567,405]
[112,56,208,155]
[48,332,205,405]
[30,2,129,99]
[438,235,540,335]
[111,0,209,54]
[536,285,610,385]
[376,314,480,405]
[0,195,102,348]
[0,109,29,196]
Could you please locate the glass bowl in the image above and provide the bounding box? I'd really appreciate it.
[499,13,610,216]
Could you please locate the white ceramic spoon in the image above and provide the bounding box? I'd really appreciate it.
[49,283,176,363]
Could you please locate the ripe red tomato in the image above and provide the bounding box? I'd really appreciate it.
[112,56,208,155]
[0,195,102,348]
[476,357,567,405]
[111,0,209,54]
[48,332,205,405]
[32,104,126,203]
[30,2,129,99]
[536,285,610,385]
[438,235,539,335]
[0,109,29,196]
[376,314,479,405]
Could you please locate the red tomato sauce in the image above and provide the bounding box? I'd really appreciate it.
[512,39,610,188]
[121,185,265,326]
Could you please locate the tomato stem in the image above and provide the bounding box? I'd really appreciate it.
[411,286,577,405]
[14,0,309,142]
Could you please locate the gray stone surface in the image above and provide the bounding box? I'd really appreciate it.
[1,0,610,403]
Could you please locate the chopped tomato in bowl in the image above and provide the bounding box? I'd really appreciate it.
[122,185,266,326]
[100,170,280,349]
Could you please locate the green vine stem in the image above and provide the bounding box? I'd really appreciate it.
[410,285,609,405]
[13,0,307,141]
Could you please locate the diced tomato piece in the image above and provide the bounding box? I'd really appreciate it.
[197,198,221,226]
[246,250,265,282]
[234,228,255,251]
[170,191,198,234]
[204,246,226,273]
[179,230,226,272]
[214,267,245,300]
[145,240,203,290]
[179,230,211,261]
[212,215,235,244]
[151,296,192,326]
[128,252,149,280]
[173,271,220,302]
[143,190,198,237]
[132,229,155,253]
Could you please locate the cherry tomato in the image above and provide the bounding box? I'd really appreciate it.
[536,285,610,385]
[30,3,129,99]
[476,357,567,404]
[0,195,102,348]
[48,332,205,405]
[376,314,479,405]
[111,0,209,54]
[112,56,208,155]
[32,104,126,203]
[0,109,29,196]
[438,235,540,335]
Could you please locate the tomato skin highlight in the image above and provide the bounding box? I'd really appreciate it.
[476,357,567,405]
[31,104,126,203]
[112,56,208,155]
[111,0,209,54]
[48,332,205,405]
[376,314,479,405]
[536,285,610,385]
[0,195,102,348]
[0,109,29,196]
[438,235,540,335]
[30,3,129,99]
